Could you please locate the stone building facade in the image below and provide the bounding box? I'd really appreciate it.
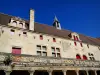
[0,9,100,75]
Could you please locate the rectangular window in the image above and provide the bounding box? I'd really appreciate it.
[53,38,56,42]
[51,47,55,52]
[37,51,41,56]
[87,44,89,48]
[23,32,27,37]
[42,52,47,56]
[57,53,61,57]
[56,48,60,52]
[74,42,77,46]
[12,47,21,54]
[42,46,47,51]
[10,29,15,35]
[73,35,76,40]
[51,47,61,57]
[52,53,56,57]
[40,35,43,40]
[37,45,47,56]
[80,43,83,47]
[37,45,41,50]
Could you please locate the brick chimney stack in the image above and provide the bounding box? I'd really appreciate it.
[29,9,35,31]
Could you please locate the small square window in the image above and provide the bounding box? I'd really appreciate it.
[37,51,41,56]
[56,48,60,52]
[42,52,47,56]
[42,46,47,51]
[53,38,56,42]
[52,53,56,57]
[37,45,41,50]
[51,47,55,52]
[40,35,43,40]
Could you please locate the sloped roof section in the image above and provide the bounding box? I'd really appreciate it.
[0,13,100,46]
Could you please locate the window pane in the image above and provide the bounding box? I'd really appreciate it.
[57,53,60,57]
[12,47,21,54]
[51,47,55,52]
[40,35,43,40]
[10,29,15,35]
[12,21,17,26]
[42,52,47,56]
[53,38,56,42]
[37,51,41,56]
[89,57,92,60]
[52,53,56,57]
[56,48,60,52]
[92,57,95,60]
[74,42,77,46]
[37,45,41,50]
[42,46,47,51]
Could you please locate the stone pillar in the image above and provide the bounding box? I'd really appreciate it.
[48,70,52,75]
[94,70,97,75]
[28,70,35,75]
[76,70,79,75]
[62,70,67,75]
[86,70,89,75]
[4,70,12,75]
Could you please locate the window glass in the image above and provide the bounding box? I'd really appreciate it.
[42,46,47,51]
[37,51,41,56]
[42,52,47,56]
[37,45,41,50]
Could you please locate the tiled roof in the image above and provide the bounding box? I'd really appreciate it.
[0,13,100,46]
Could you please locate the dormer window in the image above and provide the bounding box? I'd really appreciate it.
[53,38,56,42]
[40,35,43,40]
[19,23,23,28]
[76,36,79,41]
[12,21,17,26]
[10,29,15,35]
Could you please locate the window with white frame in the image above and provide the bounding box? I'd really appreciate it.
[10,29,15,35]
[51,47,61,57]
[12,21,17,26]
[36,45,47,56]
[19,23,23,28]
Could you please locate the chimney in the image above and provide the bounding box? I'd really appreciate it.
[29,9,35,31]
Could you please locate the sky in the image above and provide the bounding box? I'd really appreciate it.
[0,0,100,38]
